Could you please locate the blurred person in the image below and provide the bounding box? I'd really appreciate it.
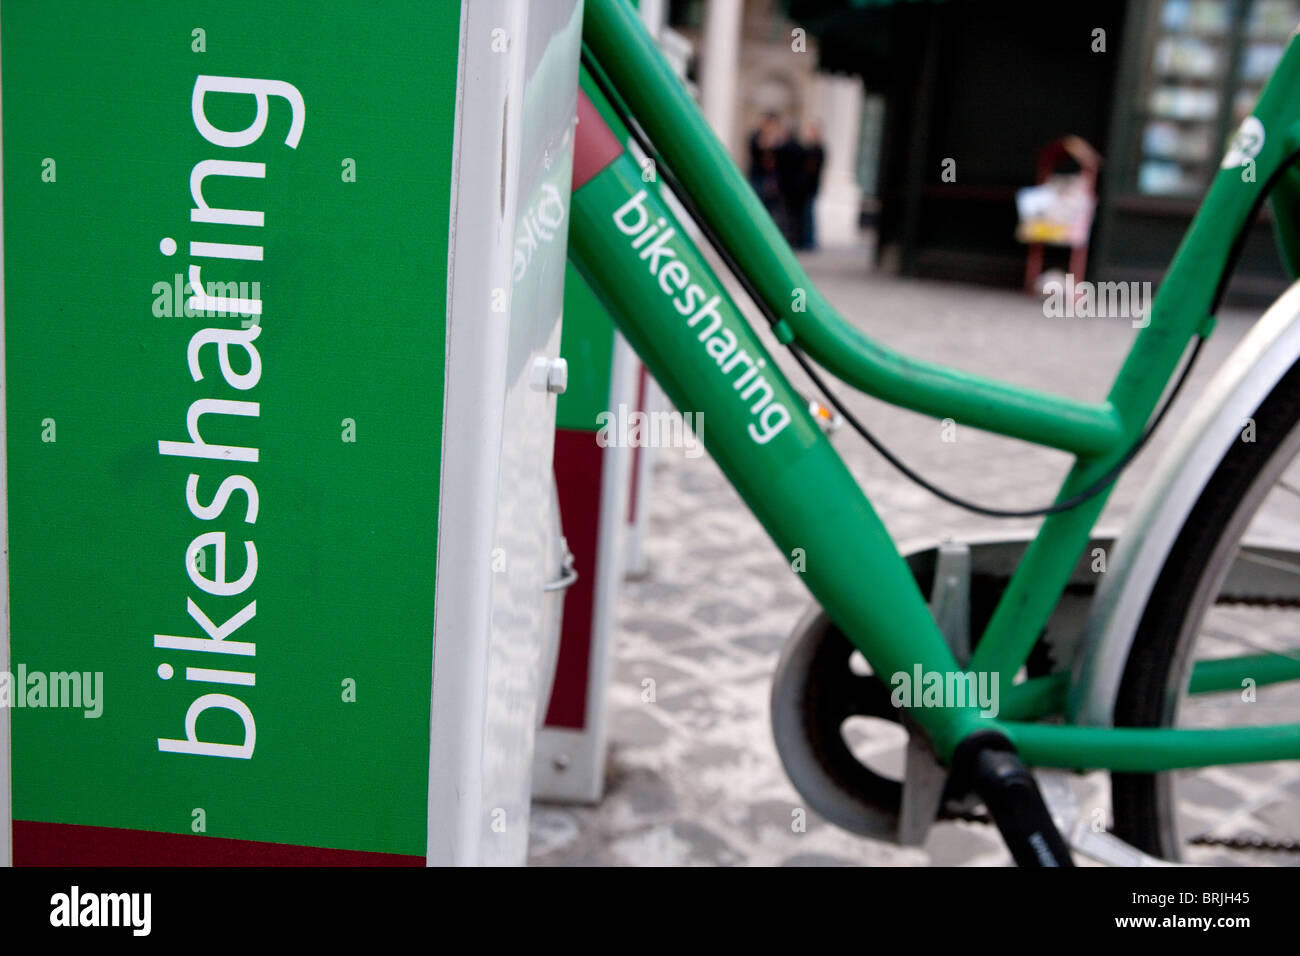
[797,120,825,250]
[775,123,806,245]
[748,112,785,220]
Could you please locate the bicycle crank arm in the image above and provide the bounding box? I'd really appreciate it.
[953,734,1075,867]
[1036,770,1179,867]
[1067,825,1179,867]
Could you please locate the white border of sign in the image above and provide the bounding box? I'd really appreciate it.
[428,0,534,866]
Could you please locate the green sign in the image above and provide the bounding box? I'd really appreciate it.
[3,0,460,858]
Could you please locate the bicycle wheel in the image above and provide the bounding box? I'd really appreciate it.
[1112,355,1300,864]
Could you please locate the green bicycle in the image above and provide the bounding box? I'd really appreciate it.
[571,0,1300,866]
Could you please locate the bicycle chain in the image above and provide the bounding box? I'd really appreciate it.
[949,813,1300,854]
[1188,834,1300,852]
[939,804,991,825]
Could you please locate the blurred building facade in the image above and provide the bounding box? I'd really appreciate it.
[668,0,1300,304]
[663,0,869,247]
[1101,0,1298,303]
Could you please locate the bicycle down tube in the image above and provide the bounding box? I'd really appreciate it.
[568,0,1300,771]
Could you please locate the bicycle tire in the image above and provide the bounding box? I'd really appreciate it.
[1112,352,1300,860]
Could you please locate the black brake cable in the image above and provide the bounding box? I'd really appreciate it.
[788,338,1200,518]
[578,47,1285,518]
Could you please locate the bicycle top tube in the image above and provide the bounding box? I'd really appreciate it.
[581,0,1125,459]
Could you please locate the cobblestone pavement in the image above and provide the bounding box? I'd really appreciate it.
[527,250,1298,866]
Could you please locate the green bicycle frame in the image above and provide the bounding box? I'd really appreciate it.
[569,0,1300,771]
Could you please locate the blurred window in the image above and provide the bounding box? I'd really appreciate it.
[1134,0,1300,197]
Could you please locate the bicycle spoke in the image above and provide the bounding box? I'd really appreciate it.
[1234,546,1300,578]
[1276,477,1300,501]
[1200,621,1300,661]
[1183,766,1300,844]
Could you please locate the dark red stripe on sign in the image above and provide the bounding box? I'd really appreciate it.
[14,820,425,866]
[572,88,625,192]
[545,428,605,729]
[627,364,649,524]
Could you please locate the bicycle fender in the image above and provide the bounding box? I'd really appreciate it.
[1069,279,1300,726]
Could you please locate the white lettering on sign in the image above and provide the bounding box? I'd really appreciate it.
[155,75,305,760]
